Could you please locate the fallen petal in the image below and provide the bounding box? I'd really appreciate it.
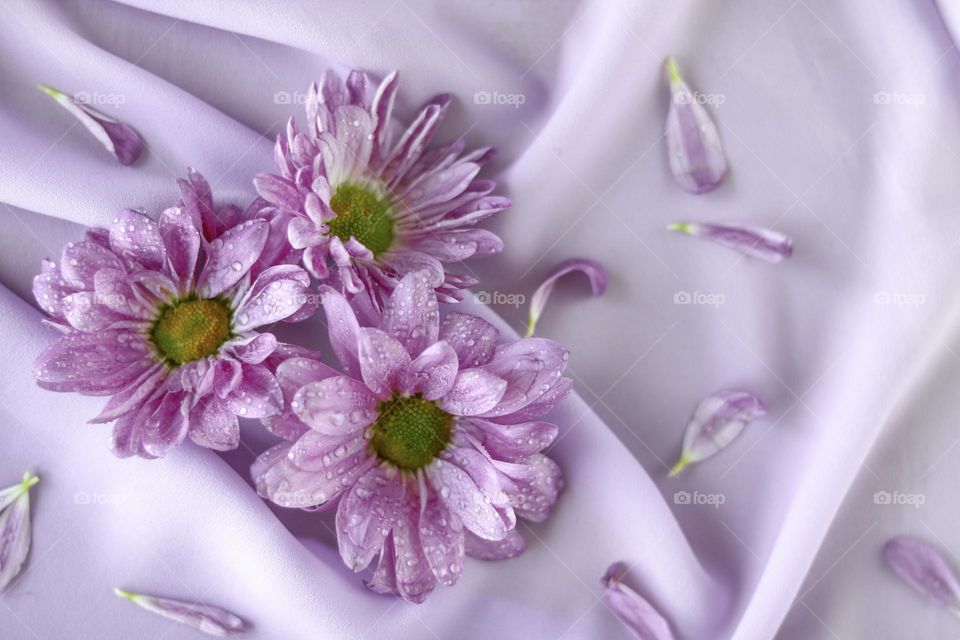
[668,222,793,263]
[663,57,726,194]
[526,258,607,337]
[884,535,960,616]
[39,84,144,165]
[0,472,39,591]
[114,588,247,636]
[601,562,675,640]
[669,390,766,476]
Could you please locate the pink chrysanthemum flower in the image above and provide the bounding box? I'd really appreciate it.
[32,171,313,458]
[254,70,509,315]
[253,271,570,602]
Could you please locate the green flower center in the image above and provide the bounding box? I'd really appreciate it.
[150,297,232,366]
[328,183,395,256]
[370,393,453,470]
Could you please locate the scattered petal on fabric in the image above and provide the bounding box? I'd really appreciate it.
[601,562,676,640]
[663,57,726,194]
[669,390,766,476]
[667,222,793,263]
[38,84,143,165]
[114,588,247,636]
[884,535,960,616]
[525,258,608,337]
[0,472,39,591]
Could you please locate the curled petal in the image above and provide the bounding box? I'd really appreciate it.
[358,329,411,397]
[526,258,608,337]
[464,529,526,561]
[0,472,39,590]
[426,458,509,541]
[159,207,201,286]
[419,491,465,586]
[292,377,377,435]
[601,562,675,640]
[664,57,726,194]
[401,341,459,400]
[668,222,793,263]
[114,588,246,637]
[391,500,437,603]
[381,270,440,357]
[336,465,404,571]
[885,536,960,615]
[39,84,143,165]
[669,390,766,476]
[198,219,269,297]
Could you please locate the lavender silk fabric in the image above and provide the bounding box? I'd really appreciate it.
[1,1,960,638]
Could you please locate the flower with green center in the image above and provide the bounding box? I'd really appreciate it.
[256,69,511,312]
[150,297,233,366]
[254,271,572,603]
[33,171,314,459]
[370,393,453,470]
[327,183,395,256]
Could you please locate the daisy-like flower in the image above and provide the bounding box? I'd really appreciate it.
[255,70,509,315]
[32,171,313,458]
[253,270,570,602]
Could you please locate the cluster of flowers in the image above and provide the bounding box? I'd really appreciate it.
[31,70,570,603]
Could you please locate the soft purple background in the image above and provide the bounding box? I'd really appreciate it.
[2,1,960,638]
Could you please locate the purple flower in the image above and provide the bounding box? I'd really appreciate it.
[664,57,727,194]
[114,588,246,636]
[601,562,675,640]
[32,172,313,458]
[255,70,509,316]
[668,222,793,263]
[252,270,570,602]
[0,472,39,591]
[39,84,144,166]
[669,390,766,476]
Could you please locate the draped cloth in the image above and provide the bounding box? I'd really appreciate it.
[1,1,959,637]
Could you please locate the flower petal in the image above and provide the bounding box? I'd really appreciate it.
[62,291,128,331]
[464,529,526,561]
[0,472,39,590]
[318,286,361,377]
[254,439,374,509]
[254,173,302,211]
[478,338,570,418]
[188,396,240,451]
[466,419,559,461]
[667,222,793,263]
[229,334,278,365]
[494,454,563,523]
[110,209,166,270]
[358,328,411,397]
[224,364,283,419]
[60,240,123,289]
[336,465,405,571]
[198,219,269,297]
[39,85,143,165]
[391,499,437,603]
[365,534,399,596]
[664,57,726,194]
[438,312,499,367]
[381,270,440,357]
[426,458,509,541]
[32,330,151,394]
[885,535,960,614]
[418,490,465,586]
[233,266,310,332]
[526,258,607,337]
[669,390,766,476]
[114,588,246,637]
[292,376,378,435]
[139,392,190,458]
[401,341,458,400]
[439,369,506,416]
[159,206,201,286]
[601,562,676,640]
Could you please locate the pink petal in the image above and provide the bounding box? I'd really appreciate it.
[188,396,240,451]
[224,364,283,419]
[478,338,570,418]
[233,266,310,332]
[358,328,411,397]
[885,535,960,613]
[139,392,190,458]
[198,219,269,297]
[667,222,793,263]
[466,419,559,461]
[438,312,499,367]
[89,365,166,423]
[94,268,151,319]
[365,534,399,596]
[439,369,507,416]
[670,390,766,476]
[109,209,166,270]
[254,173,303,211]
[336,465,405,571]
[602,562,676,640]
[159,206,201,286]
[401,341,459,400]
[114,588,246,637]
[498,376,573,424]
[254,440,374,509]
[38,85,143,165]
[62,291,128,331]
[426,458,510,541]
[418,491,465,586]
[229,334,278,365]
[526,258,608,337]
[494,454,563,523]
[32,261,71,319]
[391,500,437,603]
[381,270,440,357]
[60,240,123,289]
[318,286,361,377]
[664,57,727,194]
[464,529,526,561]
[33,330,150,394]
[0,472,39,590]
[292,376,378,435]
[176,169,219,241]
